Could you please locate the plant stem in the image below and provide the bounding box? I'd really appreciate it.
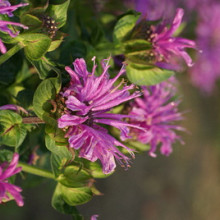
[18,162,55,179]
[0,43,24,65]
[22,117,45,124]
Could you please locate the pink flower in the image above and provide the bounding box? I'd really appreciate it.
[151,8,196,68]
[58,57,144,174]
[0,153,23,206]
[128,77,184,157]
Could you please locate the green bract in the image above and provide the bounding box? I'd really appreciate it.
[126,63,174,85]
[33,77,61,122]
[19,33,52,60]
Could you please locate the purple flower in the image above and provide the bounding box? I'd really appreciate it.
[0,0,28,54]
[58,57,144,174]
[128,77,184,157]
[150,8,196,68]
[0,153,23,206]
[189,3,220,94]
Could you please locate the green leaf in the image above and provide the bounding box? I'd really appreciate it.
[52,184,84,218]
[57,165,92,188]
[59,183,93,206]
[126,63,174,86]
[123,39,152,54]
[48,40,63,52]
[20,14,42,32]
[113,12,140,43]
[33,77,61,121]
[28,56,59,79]
[45,134,71,158]
[51,153,68,177]
[19,33,51,60]
[0,110,27,148]
[47,0,70,28]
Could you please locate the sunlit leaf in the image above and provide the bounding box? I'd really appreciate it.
[52,183,84,218]
[126,63,174,85]
[113,11,140,43]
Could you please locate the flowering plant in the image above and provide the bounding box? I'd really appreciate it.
[0,0,208,219]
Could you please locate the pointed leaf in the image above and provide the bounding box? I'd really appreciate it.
[126,63,174,85]
[20,14,42,31]
[113,12,140,43]
[47,0,70,28]
[28,56,58,79]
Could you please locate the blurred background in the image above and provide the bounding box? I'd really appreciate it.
[2,0,220,219]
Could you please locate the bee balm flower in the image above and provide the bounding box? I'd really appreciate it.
[128,78,184,157]
[150,8,196,68]
[58,57,144,174]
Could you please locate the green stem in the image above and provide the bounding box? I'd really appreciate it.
[18,162,55,179]
[0,43,24,65]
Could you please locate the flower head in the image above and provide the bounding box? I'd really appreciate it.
[150,8,196,68]
[0,153,23,206]
[128,77,184,157]
[58,57,143,174]
[0,0,28,53]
